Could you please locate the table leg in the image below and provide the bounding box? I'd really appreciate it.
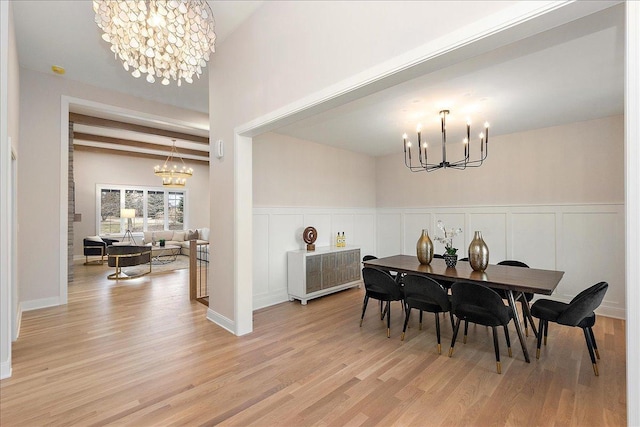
[518,291,538,338]
[507,290,530,363]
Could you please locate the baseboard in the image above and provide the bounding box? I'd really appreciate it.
[206,309,235,335]
[595,305,625,320]
[1,359,12,380]
[21,297,62,312]
[253,291,289,310]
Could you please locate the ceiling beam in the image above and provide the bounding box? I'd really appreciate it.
[73,144,209,165]
[70,113,209,145]
[73,132,209,158]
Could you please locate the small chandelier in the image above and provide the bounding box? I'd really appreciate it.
[93,0,216,86]
[403,110,490,172]
[154,140,193,187]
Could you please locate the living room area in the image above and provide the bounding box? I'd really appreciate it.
[69,102,211,287]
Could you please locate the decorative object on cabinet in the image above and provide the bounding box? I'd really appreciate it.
[468,231,489,271]
[303,226,318,251]
[288,246,361,305]
[416,229,434,265]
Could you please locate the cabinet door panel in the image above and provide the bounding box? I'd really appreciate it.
[321,253,338,288]
[306,255,322,293]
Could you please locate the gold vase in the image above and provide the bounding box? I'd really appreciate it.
[416,229,434,265]
[468,231,489,271]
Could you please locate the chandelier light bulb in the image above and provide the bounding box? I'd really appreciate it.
[93,0,216,86]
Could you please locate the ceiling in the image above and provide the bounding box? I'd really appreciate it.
[12,2,624,159]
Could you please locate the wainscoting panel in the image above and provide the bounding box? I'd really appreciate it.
[560,210,625,318]
[377,213,402,257]
[511,212,557,270]
[403,213,431,256]
[253,208,376,310]
[353,213,376,258]
[252,214,270,297]
[467,213,507,263]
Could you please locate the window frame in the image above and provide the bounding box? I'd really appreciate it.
[95,184,188,238]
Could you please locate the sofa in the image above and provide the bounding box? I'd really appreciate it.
[141,227,209,257]
[83,236,120,265]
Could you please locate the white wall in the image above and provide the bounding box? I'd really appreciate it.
[73,150,209,257]
[0,0,20,380]
[18,67,209,309]
[253,132,376,208]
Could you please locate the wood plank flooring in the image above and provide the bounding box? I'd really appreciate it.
[0,261,627,426]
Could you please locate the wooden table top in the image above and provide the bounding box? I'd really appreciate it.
[363,255,564,296]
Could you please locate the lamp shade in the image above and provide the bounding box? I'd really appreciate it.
[121,208,136,219]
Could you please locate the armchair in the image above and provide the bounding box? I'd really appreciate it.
[83,236,119,265]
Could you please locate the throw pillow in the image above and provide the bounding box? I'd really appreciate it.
[186,229,199,241]
[85,236,104,243]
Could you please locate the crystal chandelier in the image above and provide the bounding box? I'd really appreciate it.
[93,0,216,86]
[154,140,193,187]
[403,110,490,172]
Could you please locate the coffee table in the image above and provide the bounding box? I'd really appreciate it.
[149,244,181,265]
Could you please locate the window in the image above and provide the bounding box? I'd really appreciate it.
[97,185,187,236]
[100,189,121,234]
[168,192,184,230]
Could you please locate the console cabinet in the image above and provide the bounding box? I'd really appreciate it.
[287,246,361,305]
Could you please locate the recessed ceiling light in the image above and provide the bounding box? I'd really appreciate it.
[51,65,65,75]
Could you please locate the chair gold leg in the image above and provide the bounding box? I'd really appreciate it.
[463,335,467,344]
[437,343,442,354]
[536,348,541,359]
[419,322,422,331]
[448,347,454,357]
[496,361,502,374]
[401,332,405,341]
[593,363,599,376]
[544,336,547,346]
[387,328,390,338]
[508,347,512,358]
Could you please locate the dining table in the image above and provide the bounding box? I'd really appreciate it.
[362,255,565,363]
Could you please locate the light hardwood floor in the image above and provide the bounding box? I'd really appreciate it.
[0,261,627,426]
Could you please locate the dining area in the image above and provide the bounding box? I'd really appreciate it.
[361,253,608,376]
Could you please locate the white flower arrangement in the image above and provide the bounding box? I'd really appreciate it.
[434,220,463,255]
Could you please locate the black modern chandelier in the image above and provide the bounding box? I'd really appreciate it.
[403,110,490,172]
